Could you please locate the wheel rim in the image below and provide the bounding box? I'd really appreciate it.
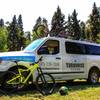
[6,74,25,90]
[91,72,98,83]
[3,71,25,92]
[3,71,18,92]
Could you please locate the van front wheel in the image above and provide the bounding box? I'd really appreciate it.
[87,68,99,84]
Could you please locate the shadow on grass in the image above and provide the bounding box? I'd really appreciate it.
[55,80,100,93]
[0,84,39,96]
[0,81,100,97]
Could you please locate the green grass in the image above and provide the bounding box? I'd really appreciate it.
[0,81,100,100]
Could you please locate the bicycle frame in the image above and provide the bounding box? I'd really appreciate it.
[7,63,41,85]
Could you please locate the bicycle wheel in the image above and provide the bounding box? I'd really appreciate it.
[9,66,32,90]
[36,73,55,95]
[2,71,25,93]
[2,71,18,92]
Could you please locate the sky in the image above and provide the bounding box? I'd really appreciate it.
[0,0,100,32]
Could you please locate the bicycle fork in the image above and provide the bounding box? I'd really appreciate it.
[37,67,47,84]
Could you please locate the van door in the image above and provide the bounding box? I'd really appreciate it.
[37,39,62,79]
[62,42,86,80]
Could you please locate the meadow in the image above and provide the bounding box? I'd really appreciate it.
[0,81,100,100]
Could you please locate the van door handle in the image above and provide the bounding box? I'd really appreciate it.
[56,57,61,60]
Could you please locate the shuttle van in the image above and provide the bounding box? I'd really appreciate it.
[0,36,100,84]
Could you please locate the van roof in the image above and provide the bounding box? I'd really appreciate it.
[43,36,100,46]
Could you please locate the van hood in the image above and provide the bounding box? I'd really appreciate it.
[0,51,35,62]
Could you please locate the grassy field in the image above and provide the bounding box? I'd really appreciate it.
[0,81,100,100]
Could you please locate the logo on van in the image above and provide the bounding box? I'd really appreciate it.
[66,63,84,68]
[66,63,84,71]
[41,62,60,70]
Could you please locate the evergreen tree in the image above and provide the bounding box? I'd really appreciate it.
[25,31,31,46]
[98,7,100,14]
[43,18,49,36]
[25,31,31,41]
[70,9,81,40]
[50,6,67,37]
[7,15,18,51]
[66,15,73,38]
[0,19,4,27]
[18,14,23,32]
[18,14,25,49]
[32,17,49,40]
[0,26,8,51]
[85,21,92,41]
[87,2,100,42]
[33,17,42,31]
[32,17,42,39]
[80,21,86,40]
[35,17,41,25]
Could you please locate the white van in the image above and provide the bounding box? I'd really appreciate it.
[0,36,100,84]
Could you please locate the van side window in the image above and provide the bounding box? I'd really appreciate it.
[65,42,85,54]
[38,40,59,55]
[85,45,100,55]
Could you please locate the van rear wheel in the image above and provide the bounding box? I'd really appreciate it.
[87,68,99,84]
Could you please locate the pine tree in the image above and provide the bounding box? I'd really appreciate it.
[33,17,42,31]
[98,7,100,14]
[43,18,49,36]
[0,24,8,51]
[0,19,4,27]
[25,31,31,46]
[32,17,49,40]
[18,15,23,32]
[80,21,86,40]
[32,17,42,38]
[26,31,31,41]
[66,15,73,38]
[18,14,25,49]
[35,17,41,25]
[87,2,100,42]
[50,6,67,37]
[7,15,18,51]
[70,9,81,40]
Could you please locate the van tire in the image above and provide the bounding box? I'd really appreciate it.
[87,68,99,84]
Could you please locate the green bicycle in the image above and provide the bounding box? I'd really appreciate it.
[2,57,55,95]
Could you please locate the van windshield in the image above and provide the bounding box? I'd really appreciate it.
[24,38,45,51]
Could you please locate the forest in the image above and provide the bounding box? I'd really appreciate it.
[0,2,100,51]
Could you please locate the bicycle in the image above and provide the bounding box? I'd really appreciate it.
[1,57,55,95]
